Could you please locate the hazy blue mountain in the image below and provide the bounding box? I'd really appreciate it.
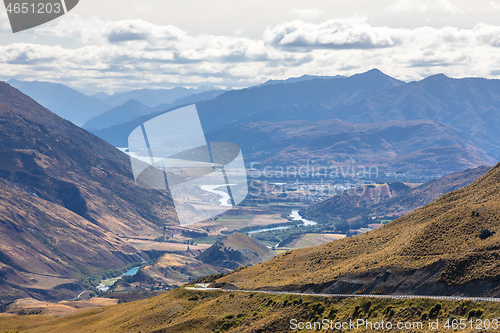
[322,74,500,159]
[91,91,111,101]
[88,107,177,148]
[95,86,220,107]
[257,74,345,87]
[231,103,331,123]
[206,118,494,173]
[88,69,404,147]
[84,89,224,132]
[7,79,111,125]
[85,69,500,175]
[197,68,405,131]
[82,100,154,130]
[153,89,225,111]
[202,71,500,163]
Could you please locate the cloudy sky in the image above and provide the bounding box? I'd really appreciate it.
[1,0,500,93]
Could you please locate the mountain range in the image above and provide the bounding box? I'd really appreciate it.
[92,86,221,107]
[82,89,225,131]
[86,69,500,175]
[200,70,500,172]
[0,81,177,305]
[8,79,226,130]
[90,69,403,146]
[2,69,500,331]
[208,118,494,173]
[320,74,500,160]
[7,79,111,125]
[257,74,345,87]
[82,100,154,131]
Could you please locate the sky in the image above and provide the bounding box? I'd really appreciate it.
[1,0,500,93]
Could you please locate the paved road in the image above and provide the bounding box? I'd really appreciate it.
[185,287,500,303]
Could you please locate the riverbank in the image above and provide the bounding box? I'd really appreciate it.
[97,266,140,292]
[247,210,317,234]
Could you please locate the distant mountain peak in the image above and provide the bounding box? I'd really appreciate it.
[258,74,345,87]
[345,68,404,88]
[82,98,154,130]
[357,68,392,79]
[423,73,452,81]
[122,99,146,107]
[366,68,383,74]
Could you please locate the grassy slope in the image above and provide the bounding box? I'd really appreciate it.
[133,253,230,287]
[196,232,275,269]
[221,232,275,261]
[0,288,498,332]
[216,163,500,290]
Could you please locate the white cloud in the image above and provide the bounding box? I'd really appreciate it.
[486,1,500,10]
[134,2,151,12]
[386,0,462,13]
[35,16,186,45]
[264,18,396,49]
[289,8,325,20]
[473,23,500,46]
[3,15,500,93]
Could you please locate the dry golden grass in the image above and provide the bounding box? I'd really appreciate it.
[123,239,211,252]
[0,162,495,333]
[1,288,499,332]
[190,207,290,235]
[217,163,500,289]
[288,233,346,249]
[3,297,119,316]
[250,214,290,226]
[18,274,79,290]
[136,253,229,287]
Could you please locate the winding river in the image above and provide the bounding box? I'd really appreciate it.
[97,266,140,292]
[200,184,233,207]
[289,210,317,226]
[247,210,317,234]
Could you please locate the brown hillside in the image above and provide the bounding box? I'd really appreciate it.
[197,232,275,269]
[0,82,177,303]
[209,118,494,174]
[217,163,500,296]
[304,165,490,222]
[129,253,230,288]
